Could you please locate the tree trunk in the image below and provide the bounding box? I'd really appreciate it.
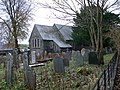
[15,37,19,49]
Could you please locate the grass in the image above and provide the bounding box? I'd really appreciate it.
[104,53,114,64]
[33,53,115,90]
[0,53,115,90]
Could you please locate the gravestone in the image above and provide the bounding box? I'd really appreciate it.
[48,52,52,58]
[26,67,36,90]
[60,52,65,59]
[63,51,71,66]
[22,52,36,89]
[83,49,90,62]
[39,52,43,60]
[44,51,47,59]
[53,54,65,73]
[81,48,85,56]
[31,51,36,64]
[73,50,84,66]
[22,52,29,86]
[72,50,76,61]
[5,53,13,86]
[36,52,40,61]
[88,52,98,65]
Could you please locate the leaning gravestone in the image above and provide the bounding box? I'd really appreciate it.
[5,53,13,86]
[89,52,98,65]
[22,52,36,89]
[31,51,36,64]
[22,52,29,86]
[63,51,71,66]
[26,67,36,90]
[73,50,84,66]
[53,54,65,73]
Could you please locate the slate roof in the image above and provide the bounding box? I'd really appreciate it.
[34,24,72,48]
[53,38,72,48]
[54,24,73,40]
[35,24,54,40]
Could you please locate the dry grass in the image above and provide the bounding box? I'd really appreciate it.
[0,53,114,90]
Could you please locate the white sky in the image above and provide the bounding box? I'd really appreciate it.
[19,0,120,44]
[19,0,72,44]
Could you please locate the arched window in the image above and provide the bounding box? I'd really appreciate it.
[37,39,39,48]
[35,39,36,47]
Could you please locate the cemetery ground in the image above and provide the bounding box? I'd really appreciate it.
[0,53,114,90]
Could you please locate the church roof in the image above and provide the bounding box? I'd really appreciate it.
[33,24,73,48]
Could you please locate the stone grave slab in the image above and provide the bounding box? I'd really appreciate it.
[63,51,71,66]
[89,52,98,65]
[73,50,84,66]
[53,54,65,73]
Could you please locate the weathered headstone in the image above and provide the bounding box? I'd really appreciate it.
[60,52,65,59]
[73,50,84,66]
[22,52,29,86]
[31,51,36,64]
[39,52,43,60]
[53,54,65,73]
[26,67,36,90]
[81,48,85,56]
[22,52,36,89]
[88,52,98,65]
[83,49,90,62]
[23,52,29,66]
[72,50,75,60]
[36,52,40,61]
[44,50,47,59]
[63,51,71,66]
[5,53,13,86]
[48,52,52,58]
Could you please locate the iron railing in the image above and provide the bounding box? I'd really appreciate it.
[91,52,118,90]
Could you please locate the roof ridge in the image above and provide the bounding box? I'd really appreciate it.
[35,24,52,27]
[54,23,72,27]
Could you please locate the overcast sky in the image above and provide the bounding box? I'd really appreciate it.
[20,0,120,44]
[20,0,72,44]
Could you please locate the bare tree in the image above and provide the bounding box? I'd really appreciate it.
[39,0,120,23]
[0,0,34,49]
[86,0,120,64]
[0,0,34,83]
[109,25,120,54]
[39,0,120,64]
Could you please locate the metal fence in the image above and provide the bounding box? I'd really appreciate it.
[91,52,118,90]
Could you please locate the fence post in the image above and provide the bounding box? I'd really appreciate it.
[91,52,118,90]
[110,61,113,78]
[97,80,100,90]
[104,70,106,90]
[107,64,110,86]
